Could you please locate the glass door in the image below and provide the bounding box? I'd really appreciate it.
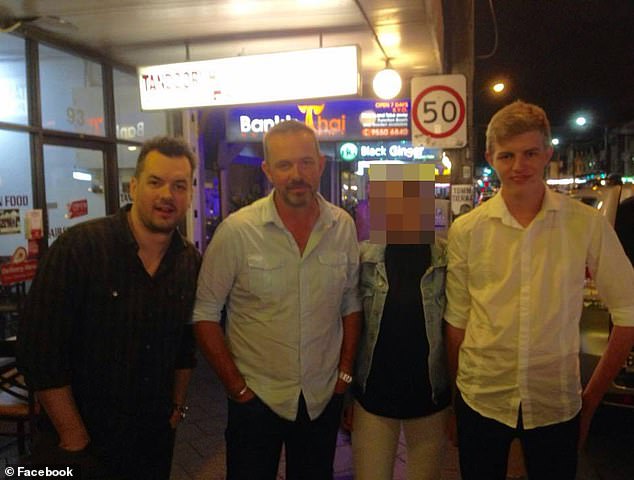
[43,144,106,245]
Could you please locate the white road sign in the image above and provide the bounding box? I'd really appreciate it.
[411,75,467,148]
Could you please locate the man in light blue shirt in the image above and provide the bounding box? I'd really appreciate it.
[194,120,362,480]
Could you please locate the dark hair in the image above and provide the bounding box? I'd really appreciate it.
[262,120,320,163]
[134,136,197,178]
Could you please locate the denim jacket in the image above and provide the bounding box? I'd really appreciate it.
[355,239,450,404]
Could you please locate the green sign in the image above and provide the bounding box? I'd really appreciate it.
[339,142,359,161]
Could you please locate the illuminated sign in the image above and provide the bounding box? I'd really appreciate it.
[339,143,359,161]
[226,99,411,141]
[335,141,438,162]
[138,46,360,110]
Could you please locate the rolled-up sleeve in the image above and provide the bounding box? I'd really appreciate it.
[340,217,362,317]
[588,215,634,327]
[444,219,471,329]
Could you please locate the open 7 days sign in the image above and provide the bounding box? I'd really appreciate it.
[411,75,467,149]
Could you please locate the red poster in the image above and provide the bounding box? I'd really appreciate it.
[67,199,88,219]
[1,259,37,284]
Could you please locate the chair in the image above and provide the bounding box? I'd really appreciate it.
[0,282,26,339]
[0,339,37,455]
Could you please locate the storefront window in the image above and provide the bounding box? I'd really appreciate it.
[43,145,106,245]
[114,69,166,141]
[39,45,105,136]
[0,130,32,258]
[117,144,138,206]
[0,34,28,125]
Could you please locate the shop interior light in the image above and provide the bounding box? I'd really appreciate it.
[72,170,92,182]
[373,59,402,100]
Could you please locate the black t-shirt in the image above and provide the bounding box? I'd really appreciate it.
[615,196,634,265]
[357,243,447,418]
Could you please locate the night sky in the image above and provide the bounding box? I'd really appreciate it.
[474,0,634,142]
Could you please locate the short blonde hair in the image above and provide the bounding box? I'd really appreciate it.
[486,100,551,153]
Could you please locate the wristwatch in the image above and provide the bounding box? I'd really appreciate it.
[338,371,353,384]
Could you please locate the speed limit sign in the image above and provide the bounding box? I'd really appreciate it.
[411,75,467,148]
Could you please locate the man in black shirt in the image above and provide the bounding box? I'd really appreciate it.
[615,195,634,265]
[18,136,201,480]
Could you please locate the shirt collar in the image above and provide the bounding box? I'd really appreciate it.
[486,183,561,221]
[116,204,188,254]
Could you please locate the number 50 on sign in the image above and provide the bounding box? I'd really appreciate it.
[411,75,467,148]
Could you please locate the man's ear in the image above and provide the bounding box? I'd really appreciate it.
[318,155,326,175]
[129,176,138,202]
[261,160,273,183]
[545,146,554,162]
[485,151,494,169]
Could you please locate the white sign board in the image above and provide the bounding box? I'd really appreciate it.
[138,46,360,110]
[411,75,467,148]
[451,184,474,216]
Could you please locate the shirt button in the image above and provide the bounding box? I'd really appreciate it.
[145,344,151,350]
[111,290,119,297]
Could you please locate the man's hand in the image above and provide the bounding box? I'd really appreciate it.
[334,377,350,395]
[58,427,90,452]
[579,325,634,449]
[232,386,256,404]
[578,390,601,449]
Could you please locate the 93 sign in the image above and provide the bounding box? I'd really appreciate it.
[411,75,467,148]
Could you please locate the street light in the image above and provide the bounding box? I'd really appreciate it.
[575,116,587,127]
[492,82,505,93]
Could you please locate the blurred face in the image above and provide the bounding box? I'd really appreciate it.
[130,150,193,234]
[368,164,436,244]
[262,131,325,209]
[486,130,552,196]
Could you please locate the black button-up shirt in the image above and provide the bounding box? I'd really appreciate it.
[18,206,200,422]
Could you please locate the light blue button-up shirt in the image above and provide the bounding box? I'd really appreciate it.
[194,191,361,420]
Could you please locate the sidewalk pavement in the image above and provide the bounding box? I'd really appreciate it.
[170,355,462,480]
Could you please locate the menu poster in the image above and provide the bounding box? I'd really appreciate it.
[0,209,20,235]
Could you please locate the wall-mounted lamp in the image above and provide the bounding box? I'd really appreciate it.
[373,59,402,100]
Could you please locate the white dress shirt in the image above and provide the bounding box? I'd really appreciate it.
[194,192,361,420]
[445,187,634,429]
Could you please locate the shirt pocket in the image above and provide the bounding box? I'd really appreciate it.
[317,252,348,307]
[247,254,285,304]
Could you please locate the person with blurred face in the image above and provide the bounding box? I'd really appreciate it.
[19,136,201,480]
[194,120,362,480]
[444,101,634,480]
[344,164,451,480]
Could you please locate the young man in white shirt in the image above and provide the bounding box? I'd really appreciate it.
[445,101,634,479]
